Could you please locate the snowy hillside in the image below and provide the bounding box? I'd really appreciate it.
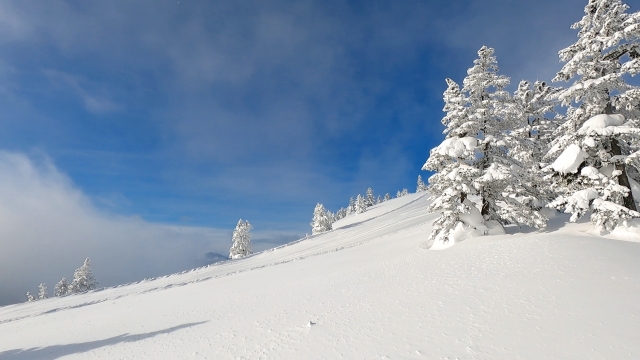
[1,192,639,359]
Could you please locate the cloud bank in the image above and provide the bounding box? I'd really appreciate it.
[0,151,300,305]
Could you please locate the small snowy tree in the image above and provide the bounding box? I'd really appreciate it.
[547,0,640,230]
[365,188,375,207]
[376,195,382,204]
[70,258,98,293]
[229,219,253,259]
[355,194,367,214]
[38,283,48,300]
[396,189,409,198]
[416,175,427,192]
[26,291,35,302]
[383,193,391,201]
[335,207,348,220]
[347,197,356,214]
[310,203,333,235]
[54,278,69,297]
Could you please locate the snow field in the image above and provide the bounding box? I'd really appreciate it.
[0,192,639,359]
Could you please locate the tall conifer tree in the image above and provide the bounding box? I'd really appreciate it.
[548,0,640,230]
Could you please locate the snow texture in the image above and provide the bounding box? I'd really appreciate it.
[2,193,638,359]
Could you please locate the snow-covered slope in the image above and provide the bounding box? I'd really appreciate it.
[1,192,639,359]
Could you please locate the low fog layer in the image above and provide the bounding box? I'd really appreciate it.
[0,152,298,305]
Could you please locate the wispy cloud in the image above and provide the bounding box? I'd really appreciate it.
[43,69,121,114]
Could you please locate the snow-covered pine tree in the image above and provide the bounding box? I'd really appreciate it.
[347,197,356,214]
[424,47,549,244]
[376,195,382,204]
[400,188,409,196]
[229,219,253,259]
[310,203,333,235]
[547,0,640,230]
[335,207,348,220]
[423,78,483,243]
[464,46,548,229]
[70,258,98,293]
[504,80,561,212]
[54,278,69,297]
[26,291,35,302]
[355,194,367,214]
[365,188,375,207]
[383,193,391,201]
[38,283,48,300]
[396,190,402,198]
[416,175,427,192]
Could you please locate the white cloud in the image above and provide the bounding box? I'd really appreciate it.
[0,151,232,305]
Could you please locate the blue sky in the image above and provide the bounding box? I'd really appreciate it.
[0,0,597,303]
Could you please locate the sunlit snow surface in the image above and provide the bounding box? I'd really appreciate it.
[1,192,639,359]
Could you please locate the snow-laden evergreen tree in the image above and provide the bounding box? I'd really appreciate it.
[463,45,511,221]
[424,47,549,244]
[423,78,483,243]
[458,46,546,228]
[416,175,427,192]
[229,219,253,259]
[355,194,367,214]
[310,203,333,235]
[335,207,348,220]
[376,195,382,204]
[547,0,640,230]
[70,258,98,293]
[396,189,408,198]
[26,291,35,302]
[507,80,561,210]
[461,46,546,228]
[347,197,356,214]
[383,193,391,201]
[54,278,69,297]
[38,283,48,300]
[365,187,375,207]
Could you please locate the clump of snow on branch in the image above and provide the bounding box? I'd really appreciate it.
[552,144,590,174]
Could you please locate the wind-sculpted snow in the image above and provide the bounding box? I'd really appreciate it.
[1,192,639,359]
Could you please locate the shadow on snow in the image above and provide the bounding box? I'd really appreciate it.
[0,321,208,360]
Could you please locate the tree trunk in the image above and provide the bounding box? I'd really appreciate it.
[480,142,490,218]
[605,103,637,211]
[481,197,490,218]
[611,138,638,211]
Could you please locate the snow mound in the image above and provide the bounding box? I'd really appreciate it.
[430,199,506,250]
[608,218,640,241]
[552,144,589,174]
